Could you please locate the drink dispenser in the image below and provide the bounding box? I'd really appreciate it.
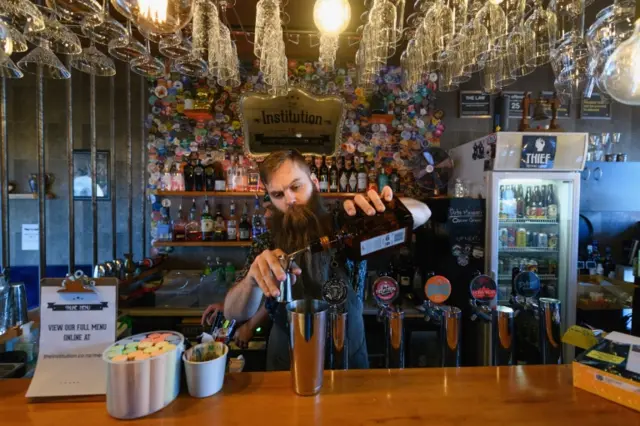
[373,276,404,369]
[423,275,462,367]
[510,270,563,365]
[322,277,349,370]
[468,273,515,366]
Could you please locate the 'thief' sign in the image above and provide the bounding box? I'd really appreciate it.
[520,135,557,169]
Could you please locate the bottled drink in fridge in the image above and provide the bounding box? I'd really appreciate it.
[516,185,524,218]
[525,187,533,219]
[547,184,558,221]
[499,185,506,219]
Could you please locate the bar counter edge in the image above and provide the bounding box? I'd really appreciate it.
[1,365,639,425]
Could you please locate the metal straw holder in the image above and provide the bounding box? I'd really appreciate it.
[424,301,462,367]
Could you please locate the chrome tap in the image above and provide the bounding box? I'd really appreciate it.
[104,261,115,277]
[93,263,106,278]
[113,259,124,279]
[469,299,492,322]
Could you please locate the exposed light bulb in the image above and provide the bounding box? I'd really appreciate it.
[313,0,351,35]
[601,18,640,106]
[138,0,168,24]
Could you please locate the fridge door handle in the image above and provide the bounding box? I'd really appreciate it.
[593,167,603,181]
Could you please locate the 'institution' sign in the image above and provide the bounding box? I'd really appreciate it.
[240,87,345,157]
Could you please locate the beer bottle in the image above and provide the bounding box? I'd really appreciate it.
[339,156,349,193]
[516,185,524,218]
[540,185,548,218]
[524,187,533,218]
[547,184,558,221]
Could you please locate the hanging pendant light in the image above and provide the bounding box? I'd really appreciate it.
[110,0,195,35]
[313,0,351,35]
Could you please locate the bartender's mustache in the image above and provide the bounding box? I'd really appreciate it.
[268,191,332,253]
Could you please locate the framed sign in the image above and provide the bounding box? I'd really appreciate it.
[580,91,612,119]
[504,92,526,118]
[240,87,345,158]
[520,135,557,169]
[459,91,491,118]
[73,150,111,200]
[529,91,571,119]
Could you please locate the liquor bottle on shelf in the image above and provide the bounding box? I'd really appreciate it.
[204,162,215,191]
[247,160,260,192]
[157,206,172,241]
[214,162,226,191]
[389,168,400,194]
[183,159,195,191]
[213,204,226,241]
[186,199,202,241]
[239,202,251,241]
[201,198,214,241]
[194,160,205,191]
[235,155,248,191]
[287,197,414,261]
[339,156,349,192]
[310,155,319,184]
[171,163,185,191]
[367,161,378,192]
[516,185,524,218]
[547,184,558,221]
[378,166,389,191]
[172,203,187,241]
[347,157,357,193]
[227,200,238,241]
[329,157,339,193]
[357,156,368,193]
[161,164,172,191]
[226,156,237,191]
[252,196,264,239]
[319,155,329,193]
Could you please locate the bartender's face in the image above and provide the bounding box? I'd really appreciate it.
[264,159,314,213]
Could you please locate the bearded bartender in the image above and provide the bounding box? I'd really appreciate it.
[218,149,431,370]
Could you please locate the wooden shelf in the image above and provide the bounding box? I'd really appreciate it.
[8,193,56,200]
[153,240,252,248]
[153,191,360,199]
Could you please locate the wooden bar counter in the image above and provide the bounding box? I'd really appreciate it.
[2,365,639,425]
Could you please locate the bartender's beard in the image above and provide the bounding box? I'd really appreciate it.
[268,190,333,253]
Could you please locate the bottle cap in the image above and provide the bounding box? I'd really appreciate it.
[514,271,541,298]
[424,275,451,304]
[373,276,399,305]
[469,275,497,302]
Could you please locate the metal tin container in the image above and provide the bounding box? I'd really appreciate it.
[102,331,184,419]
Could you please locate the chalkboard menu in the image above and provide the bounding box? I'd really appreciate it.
[459,91,491,118]
[580,91,612,119]
[530,91,571,119]
[504,92,526,118]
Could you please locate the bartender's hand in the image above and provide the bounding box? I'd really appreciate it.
[248,250,301,298]
[343,186,393,216]
[201,302,224,326]
[233,322,255,349]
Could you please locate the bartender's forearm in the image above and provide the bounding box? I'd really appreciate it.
[223,276,263,322]
[399,197,431,229]
[247,304,269,330]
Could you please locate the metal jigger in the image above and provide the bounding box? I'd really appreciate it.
[423,275,462,367]
[373,276,404,369]
[322,276,349,370]
[276,248,310,304]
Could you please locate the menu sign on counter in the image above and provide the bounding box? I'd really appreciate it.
[504,92,526,118]
[26,277,117,398]
[580,91,612,119]
[459,91,491,118]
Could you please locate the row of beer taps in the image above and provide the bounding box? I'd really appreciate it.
[92,254,136,279]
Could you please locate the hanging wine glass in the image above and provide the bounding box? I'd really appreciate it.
[474,0,508,50]
[460,20,488,72]
[495,41,517,88]
[480,48,503,94]
[506,22,536,77]
[173,54,207,77]
[17,39,71,79]
[438,50,461,92]
[160,31,191,59]
[80,0,127,46]
[110,0,195,35]
[6,23,28,53]
[0,57,23,78]
[193,0,219,59]
[0,21,12,61]
[524,0,557,66]
[26,8,82,55]
[70,39,116,76]
[45,0,103,23]
[108,21,147,62]
[0,0,46,34]
[130,40,165,78]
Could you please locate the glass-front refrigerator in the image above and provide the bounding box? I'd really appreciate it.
[449,132,588,361]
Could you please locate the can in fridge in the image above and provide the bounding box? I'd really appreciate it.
[548,233,558,249]
[526,231,531,247]
[516,228,527,247]
[507,227,516,248]
[538,232,548,248]
[531,232,538,248]
[499,228,508,248]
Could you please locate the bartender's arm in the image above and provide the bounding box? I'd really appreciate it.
[234,304,269,349]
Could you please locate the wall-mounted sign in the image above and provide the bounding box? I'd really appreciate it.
[531,91,571,119]
[520,135,557,169]
[240,87,345,158]
[580,91,612,119]
[459,91,491,118]
[504,92,526,118]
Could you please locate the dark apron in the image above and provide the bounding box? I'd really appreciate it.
[265,250,369,371]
